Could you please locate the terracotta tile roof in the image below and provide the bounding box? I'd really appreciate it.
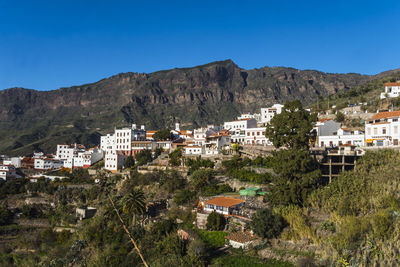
[385,82,400,87]
[204,197,245,207]
[225,231,255,243]
[209,130,230,137]
[371,122,390,125]
[371,111,400,120]
[318,118,331,122]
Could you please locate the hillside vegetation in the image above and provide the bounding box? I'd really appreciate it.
[291,149,400,265]
[310,70,400,113]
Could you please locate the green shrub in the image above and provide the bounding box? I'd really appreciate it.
[0,206,12,225]
[206,211,226,231]
[194,229,227,248]
[250,208,285,239]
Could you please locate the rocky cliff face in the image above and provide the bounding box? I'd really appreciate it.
[0,60,374,155]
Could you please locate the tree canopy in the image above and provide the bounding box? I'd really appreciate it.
[266,100,317,149]
[153,129,174,141]
[250,208,285,238]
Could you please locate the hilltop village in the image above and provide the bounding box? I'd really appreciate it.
[1,83,400,266]
[4,83,400,177]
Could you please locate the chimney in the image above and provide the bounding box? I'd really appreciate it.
[175,123,180,131]
[132,124,137,130]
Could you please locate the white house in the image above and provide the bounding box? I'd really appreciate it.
[244,128,270,145]
[2,157,22,168]
[184,145,202,155]
[365,110,400,146]
[225,231,255,249]
[204,130,231,154]
[203,197,245,215]
[56,144,86,169]
[73,148,103,168]
[193,127,216,146]
[380,82,400,99]
[318,128,365,147]
[0,165,18,180]
[224,119,257,143]
[260,104,284,124]
[34,158,63,171]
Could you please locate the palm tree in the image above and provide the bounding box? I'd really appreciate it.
[121,188,146,226]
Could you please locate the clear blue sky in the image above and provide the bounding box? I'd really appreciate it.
[0,0,399,90]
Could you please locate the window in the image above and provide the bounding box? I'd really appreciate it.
[374,128,377,135]
[383,128,387,134]
[247,132,250,136]
[393,119,398,122]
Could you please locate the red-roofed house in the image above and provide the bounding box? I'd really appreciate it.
[202,196,245,215]
[380,82,400,99]
[365,110,400,146]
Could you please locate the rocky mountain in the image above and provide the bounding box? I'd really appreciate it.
[0,59,384,155]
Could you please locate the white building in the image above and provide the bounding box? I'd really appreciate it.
[56,143,102,169]
[104,144,127,172]
[72,148,103,168]
[365,111,400,146]
[244,128,270,145]
[204,130,231,155]
[3,157,22,168]
[380,82,400,99]
[260,104,284,124]
[100,134,115,151]
[101,123,147,172]
[193,125,221,146]
[318,128,365,147]
[224,119,257,143]
[184,145,202,155]
[203,197,245,215]
[0,165,18,180]
[34,158,63,171]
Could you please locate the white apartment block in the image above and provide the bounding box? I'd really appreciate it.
[115,124,146,152]
[104,144,127,172]
[100,134,115,151]
[0,165,18,180]
[101,123,147,172]
[260,104,283,124]
[380,82,400,99]
[244,128,270,145]
[365,111,400,146]
[238,113,261,122]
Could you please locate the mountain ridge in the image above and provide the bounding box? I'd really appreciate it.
[0,59,397,155]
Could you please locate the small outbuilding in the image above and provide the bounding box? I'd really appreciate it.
[76,206,97,220]
[225,231,256,249]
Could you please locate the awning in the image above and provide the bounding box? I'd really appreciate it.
[366,139,373,143]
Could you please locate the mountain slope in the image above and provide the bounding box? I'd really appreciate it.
[0,60,378,155]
